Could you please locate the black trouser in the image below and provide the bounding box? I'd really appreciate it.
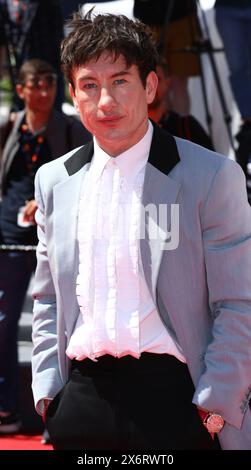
[45,353,220,450]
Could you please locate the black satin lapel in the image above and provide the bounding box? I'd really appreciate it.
[64,123,179,177]
[64,140,94,175]
[148,120,180,175]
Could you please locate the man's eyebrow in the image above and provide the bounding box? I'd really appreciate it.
[77,70,131,82]
[110,70,131,78]
[78,75,96,82]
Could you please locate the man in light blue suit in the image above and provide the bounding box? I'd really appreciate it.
[31,10,251,450]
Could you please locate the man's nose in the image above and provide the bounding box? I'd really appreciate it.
[39,88,50,96]
[98,87,115,110]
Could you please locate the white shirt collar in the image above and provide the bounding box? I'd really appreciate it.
[91,120,153,182]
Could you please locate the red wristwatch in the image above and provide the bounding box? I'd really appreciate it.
[199,409,225,435]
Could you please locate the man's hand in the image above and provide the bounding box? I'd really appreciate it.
[197,407,214,439]
[23,199,38,224]
[42,399,52,423]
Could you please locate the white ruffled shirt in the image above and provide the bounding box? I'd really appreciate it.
[66,121,185,363]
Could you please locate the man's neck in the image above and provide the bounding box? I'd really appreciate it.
[96,119,149,157]
[25,108,51,133]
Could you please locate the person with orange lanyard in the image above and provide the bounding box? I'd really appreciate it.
[0,58,91,434]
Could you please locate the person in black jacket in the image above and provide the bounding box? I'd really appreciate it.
[0,58,91,435]
[148,56,213,150]
[134,0,201,115]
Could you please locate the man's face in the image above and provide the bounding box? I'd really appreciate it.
[69,53,158,156]
[17,73,57,113]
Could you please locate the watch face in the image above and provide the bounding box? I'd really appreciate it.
[206,414,224,433]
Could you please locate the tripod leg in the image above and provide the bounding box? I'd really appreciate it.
[197,52,213,142]
[195,0,236,153]
[207,49,236,152]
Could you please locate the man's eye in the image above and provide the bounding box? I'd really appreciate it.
[114,79,126,85]
[83,83,97,89]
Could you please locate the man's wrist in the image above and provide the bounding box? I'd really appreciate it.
[43,399,52,412]
[37,398,52,416]
[198,407,225,435]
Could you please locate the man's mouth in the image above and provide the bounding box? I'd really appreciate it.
[97,115,122,122]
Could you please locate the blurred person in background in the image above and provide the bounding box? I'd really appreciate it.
[148,55,214,150]
[134,0,201,115]
[0,58,91,434]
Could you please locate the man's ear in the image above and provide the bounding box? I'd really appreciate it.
[16,84,24,100]
[69,82,79,113]
[145,71,158,105]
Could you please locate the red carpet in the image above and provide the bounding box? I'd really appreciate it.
[0,434,53,450]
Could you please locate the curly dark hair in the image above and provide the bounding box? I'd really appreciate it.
[61,9,158,89]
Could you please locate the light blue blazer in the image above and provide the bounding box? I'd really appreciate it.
[31,123,251,449]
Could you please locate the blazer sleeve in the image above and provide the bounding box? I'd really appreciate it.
[193,158,251,430]
[31,168,64,414]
